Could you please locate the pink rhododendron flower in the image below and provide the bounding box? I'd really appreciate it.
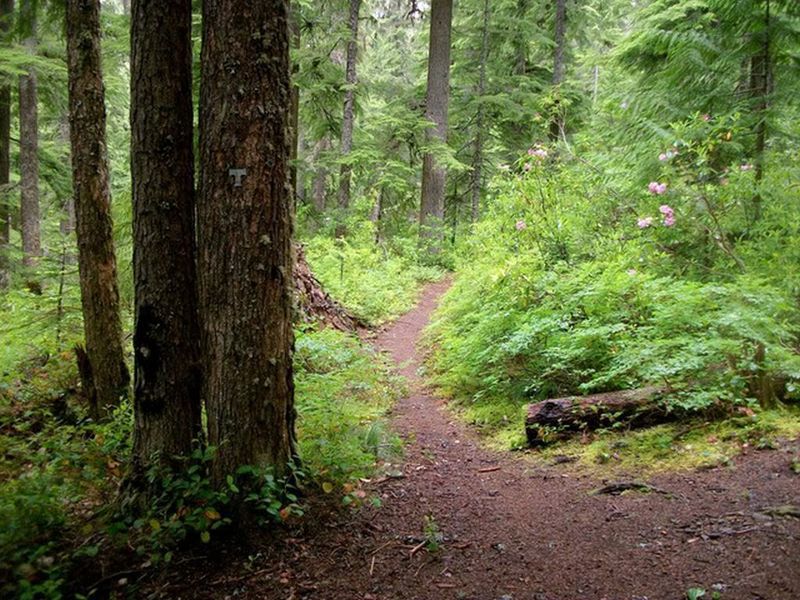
[658,153,668,161]
[627,269,638,276]
[702,113,711,122]
[648,181,667,195]
[523,163,532,172]
[740,163,753,171]
[527,146,548,160]
[637,217,654,229]
[659,204,676,227]
[515,220,527,231]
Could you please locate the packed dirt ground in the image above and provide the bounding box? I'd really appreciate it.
[156,281,800,600]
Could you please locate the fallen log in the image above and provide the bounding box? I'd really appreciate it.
[293,243,364,332]
[526,386,667,447]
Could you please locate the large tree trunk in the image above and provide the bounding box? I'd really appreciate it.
[199,0,297,485]
[419,0,452,255]
[66,0,130,419]
[548,0,567,141]
[0,0,12,285]
[335,0,361,238]
[526,387,667,446]
[130,0,201,480]
[19,0,40,267]
[749,0,771,223]
[469,0,489,223]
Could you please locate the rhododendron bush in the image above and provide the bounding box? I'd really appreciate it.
[428,121,800,428]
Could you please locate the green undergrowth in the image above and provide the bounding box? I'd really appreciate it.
[533,407,800,475]
[0,326,402,598]
[450,392,800,475]
[304,234,443,325]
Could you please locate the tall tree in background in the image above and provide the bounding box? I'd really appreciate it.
[0,0,12,284]
[749,0,771,222]
[66,0,130,418]
[419,0,452,254]
[19,0,40,266]
[469,0,489,222]
[130,0,201,481]
[199,0,297,484]
[549,0,568,141]
[335,0,361,237]
[289,5,301,207]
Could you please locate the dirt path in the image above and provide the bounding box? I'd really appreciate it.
[172,281,800,600]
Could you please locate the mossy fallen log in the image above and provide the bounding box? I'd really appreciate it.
[525,387,668,447]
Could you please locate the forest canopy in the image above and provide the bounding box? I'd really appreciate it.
[0,0,799,597]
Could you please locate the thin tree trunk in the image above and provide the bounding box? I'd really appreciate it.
[470,0,489,223]
[199,0,296,485]
[335,0,361,238]
[58,116,76,237]
[66,0,130,419]
[750,0,771,223]
[312,136,329,214]
[549,0,567,141]
[130,0,201,480]
[289,5,301,208]
[513,0,529,76]
[419,0,452,255]
[19,0,40,267]
[0,0,13,286]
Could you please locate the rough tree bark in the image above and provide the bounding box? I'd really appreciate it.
[130,0,202,478]
[419,0,452,255]
[469,0,490,223]
[66,0,130,418]
[0,0,12,284]
[335,0,361,238]
[199,0,297,484]
[549,0,567,142]
[19,0,40,266]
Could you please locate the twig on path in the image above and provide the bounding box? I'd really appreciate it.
[369,556,376,577]
[477,466,501,473]
[209,567,272,587]
[409,540,426,557]
[370,539,396,555]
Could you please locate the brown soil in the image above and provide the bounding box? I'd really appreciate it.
[161,281,800,600]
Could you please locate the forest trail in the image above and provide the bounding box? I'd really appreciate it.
[174,281,800,600]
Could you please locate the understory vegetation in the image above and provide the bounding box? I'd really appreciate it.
[428,122,800,454]
[0,238,427,597]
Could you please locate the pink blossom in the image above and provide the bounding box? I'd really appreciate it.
[740,163,753,171]
[527,146,548,160]
[702,113,711,122]
[648,181,667,195]
[523,163,532,172]
[660,204,676,227]
[658,153,668,161]
[627,269,638,277]
[637,217,654,229]
[515,220,527,231]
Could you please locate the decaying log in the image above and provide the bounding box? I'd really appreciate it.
[293,243,364,332]
[526,386,667,446]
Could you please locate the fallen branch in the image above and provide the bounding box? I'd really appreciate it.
[590,481,669,496]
